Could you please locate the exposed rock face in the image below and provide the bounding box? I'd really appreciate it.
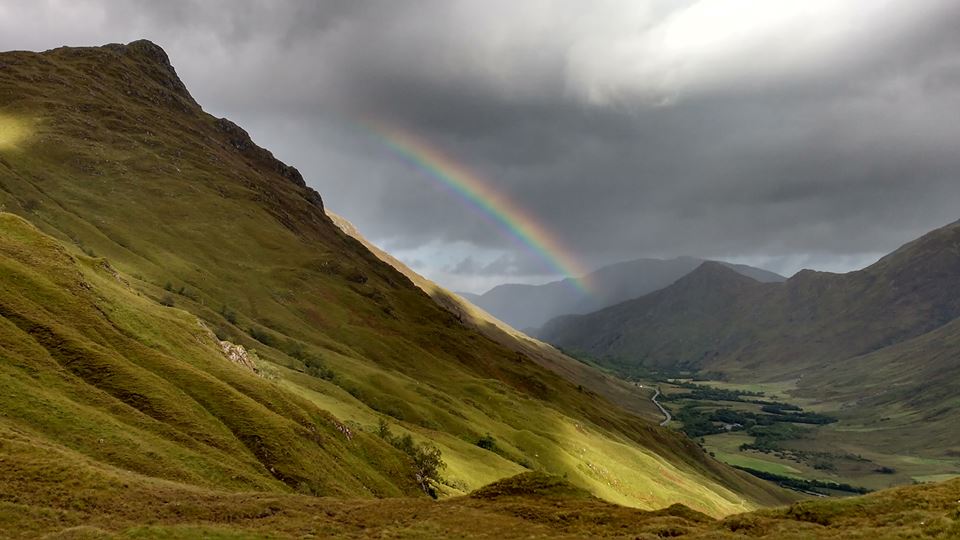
[218,340,260,375]
[212,116,324,209]
[332,420,354,440]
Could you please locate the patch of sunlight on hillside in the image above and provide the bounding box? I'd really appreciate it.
[276,367,528,494]
[0,115,32,150]
[274,352,755,517]
[273,342,763,517]
[545,419,757,517]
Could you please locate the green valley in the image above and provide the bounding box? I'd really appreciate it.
[644,379,957,495]
[541,222,960,495]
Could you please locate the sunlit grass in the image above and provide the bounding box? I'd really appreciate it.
[0,114,31,150]
[0,206,770,517]
[277,353,759,515]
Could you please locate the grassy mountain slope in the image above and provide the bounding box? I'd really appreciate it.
[0,39,795,520]
[798,314,960,456]
[468,257,783,331]
[0,213,419,497]
[328,211,665,423]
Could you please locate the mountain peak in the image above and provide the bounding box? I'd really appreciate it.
[90,40,316,200]
[467,256,781,330]
[118,39,175,68]
[97,39,199,108]
[3,40,322,217]
[872,217,960,270]
[675,260,760,289]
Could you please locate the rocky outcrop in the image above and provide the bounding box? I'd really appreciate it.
[213,117,324,209]
[218,340,260,375]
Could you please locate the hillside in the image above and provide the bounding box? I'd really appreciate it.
[0,38,800,530]
[796,314,960,456]
[327,211,665,423]
[466,256,783,331]
[6,466,960,538]
[540,262,773,374]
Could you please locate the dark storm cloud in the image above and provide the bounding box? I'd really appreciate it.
[3,1,960,289]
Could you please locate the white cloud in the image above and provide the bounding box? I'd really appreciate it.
[561,0,946,104]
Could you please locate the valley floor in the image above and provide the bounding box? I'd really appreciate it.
[646,379,960,494]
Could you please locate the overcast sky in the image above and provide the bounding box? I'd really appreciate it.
[3,1,960,293]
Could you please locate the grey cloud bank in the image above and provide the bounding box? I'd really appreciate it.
[2,0,959,292]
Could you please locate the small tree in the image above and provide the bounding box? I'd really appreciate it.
[377,418,392,440]
[220,305,238,324]
[412,443,445,498]
[375,421,445,498]
[476,433,496,450]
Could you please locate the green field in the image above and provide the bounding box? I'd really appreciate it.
[703,433,802,476]
[649,379,960,494]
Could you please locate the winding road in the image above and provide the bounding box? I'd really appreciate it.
[651,386,672,426]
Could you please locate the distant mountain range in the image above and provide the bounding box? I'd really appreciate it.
[539,219,960,457]
[540,220,960,377]
[459,257,784,331]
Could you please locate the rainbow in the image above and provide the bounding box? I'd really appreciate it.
[363,119,591,292]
